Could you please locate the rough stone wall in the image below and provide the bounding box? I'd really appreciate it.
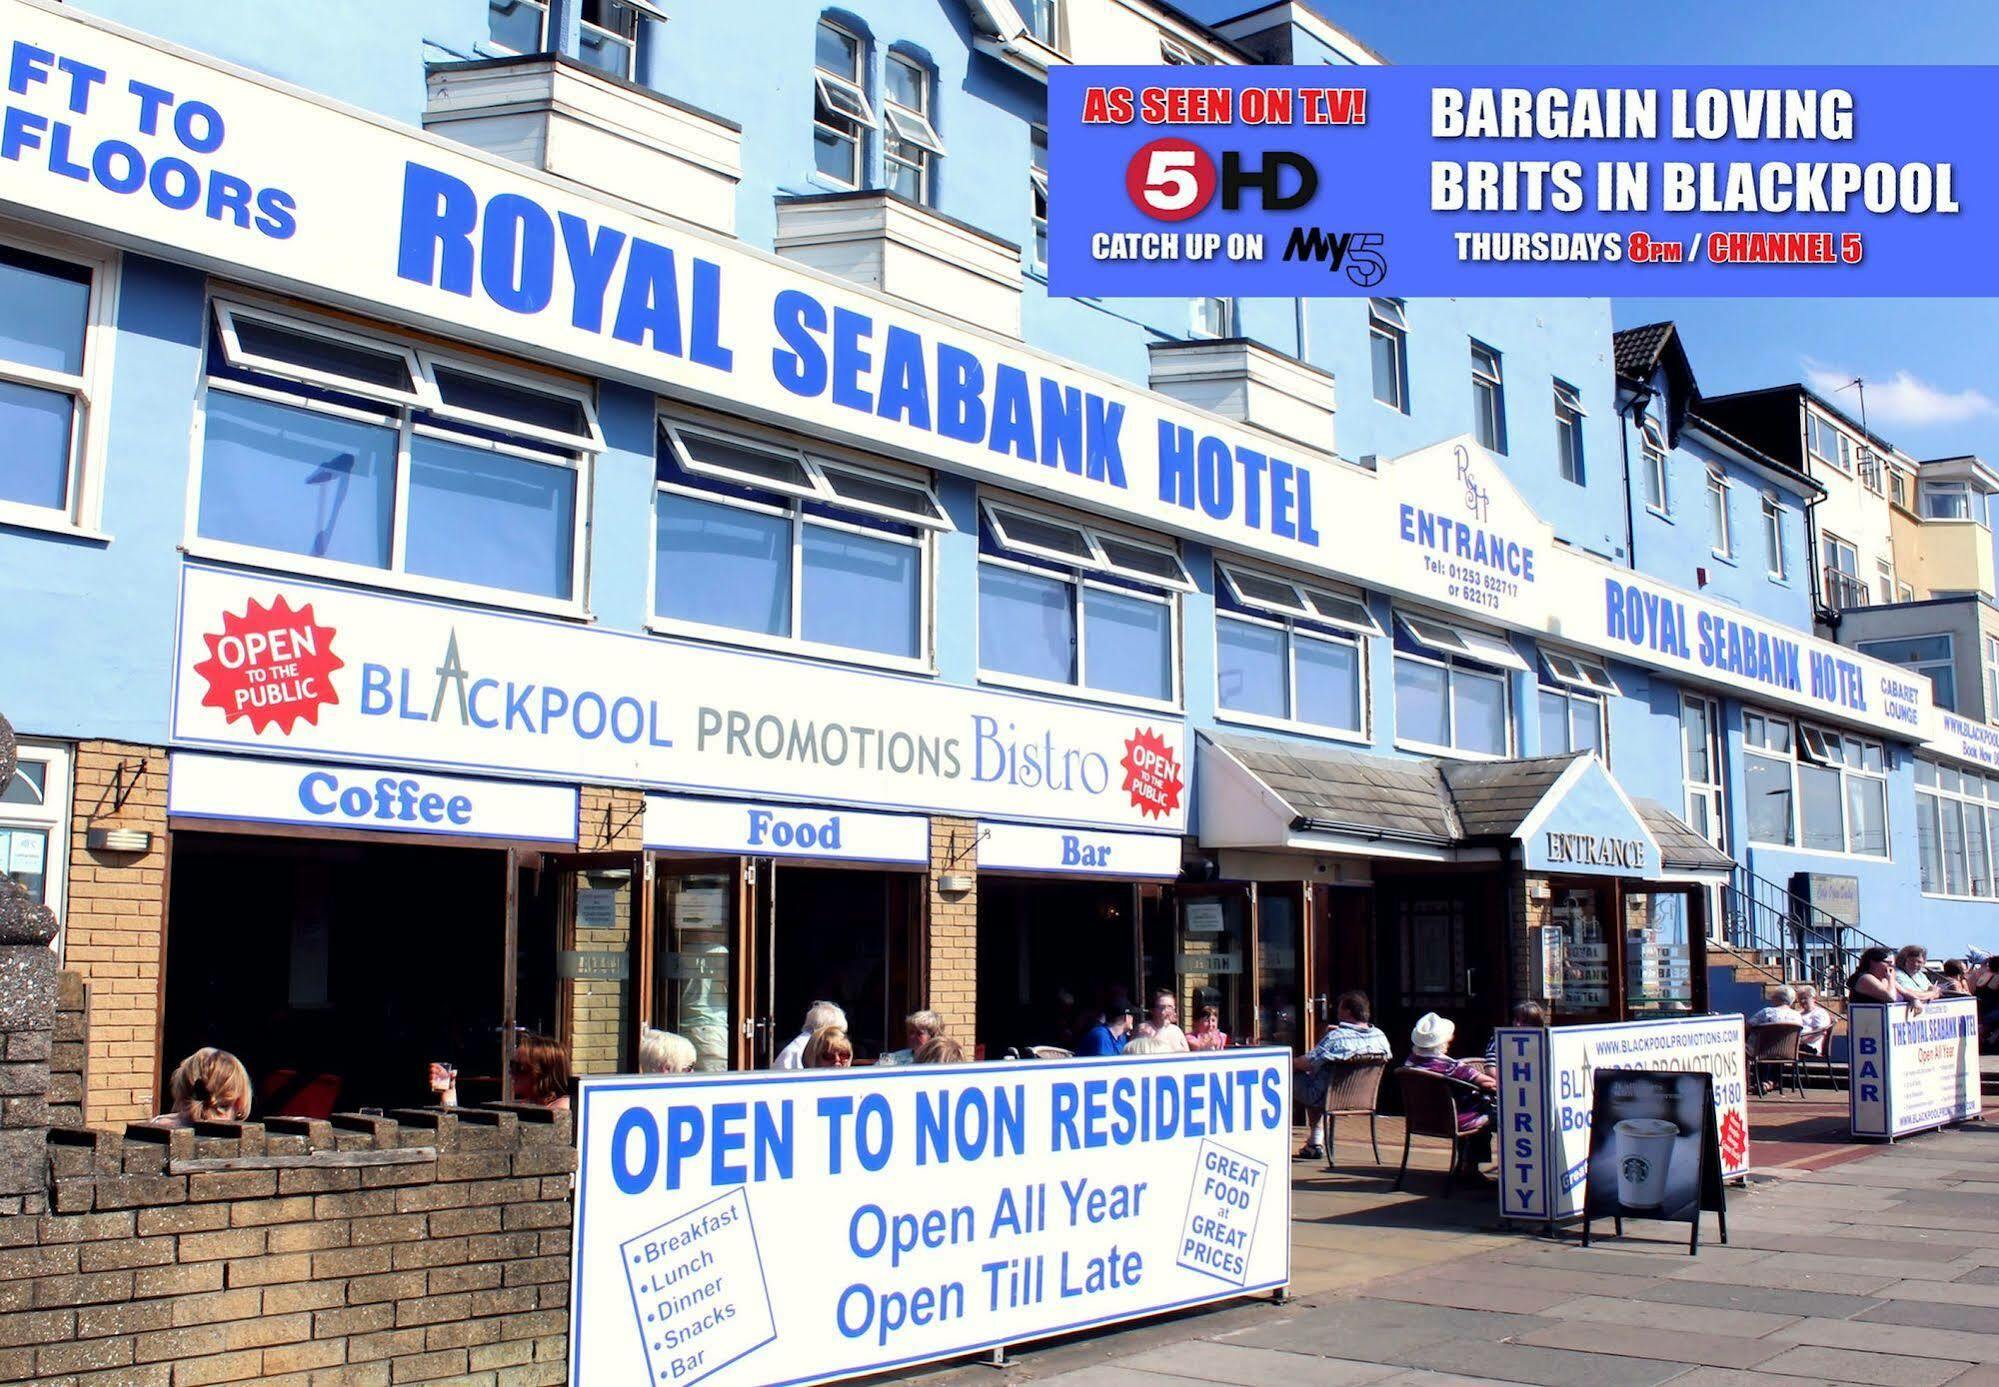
[64,741,170,1128]
[926,817,978,1043]
[5,1107,576,1386]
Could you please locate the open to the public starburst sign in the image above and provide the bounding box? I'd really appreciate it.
[1121,727,1184,820]
[192,595,344,736]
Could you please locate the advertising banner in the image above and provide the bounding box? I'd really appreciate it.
[1849,997,1983,1139]
[1495,1014,1749,1222]
[568,1051,1292,1387]
[1047,66,1999,297]
[1579,1070,1727,1252]
[169,566,1190,832]
[645,795,931,866]
[975,822,1183,879]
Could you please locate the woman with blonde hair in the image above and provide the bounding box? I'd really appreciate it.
[638,1027,699,1075]
[802,1025,854,1068]
[155,1048,252,1127]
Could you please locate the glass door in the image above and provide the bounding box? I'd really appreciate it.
[1163,884,1253,1044]
[1548,881,1620,1022]
[651,858,744,1072]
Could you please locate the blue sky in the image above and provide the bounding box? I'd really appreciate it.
[1171,0,1999,460]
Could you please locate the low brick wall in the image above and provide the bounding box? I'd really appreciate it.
[1,1103,576,1385]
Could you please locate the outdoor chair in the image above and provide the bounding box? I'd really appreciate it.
[1028,1045,1073,1060]
[1320,1054,1388,1172]
[1394,1067,1484,1196]
[1746,1021,1805,1097]
[1801,1026,1845,1091]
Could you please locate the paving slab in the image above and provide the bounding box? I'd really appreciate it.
[1856,1300,1999,1333]
[1110,1340,1399,1386]
[1414,1260,1665,1298]
[1659,1257,1901,1295]
[1872,1278,1999,1308]
[1384,1337,1688,1387]
[1754,1345,1971,1387]
[1531,1293,1800,1339]
[1631,1277,1888,1319]
[1506,1320,1787,1370]
[1657,1370,1877,1387]
[1765,1315,1999,1363]
[1214,1300,1555,1361]
[1958,1265,1999,1285]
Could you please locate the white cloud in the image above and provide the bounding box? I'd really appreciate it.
[1801,358,1995,429]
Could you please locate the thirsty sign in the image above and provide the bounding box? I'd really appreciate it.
[1849,997,1982,1139]
[1495,1014,1749,1222]
[569,1052,1291,1387]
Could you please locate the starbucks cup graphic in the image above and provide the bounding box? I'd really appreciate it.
[1612,1118,1680,1209]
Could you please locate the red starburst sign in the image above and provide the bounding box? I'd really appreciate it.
[191,596,344,736]
[1718,1106,1749,1172]
[1120,728,1184,821]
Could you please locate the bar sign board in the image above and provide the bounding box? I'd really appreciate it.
[1849,997,1982,1139]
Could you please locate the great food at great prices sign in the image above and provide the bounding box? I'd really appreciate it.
[168,567,1189,832]
[0,0,1969,757]
[1495,1014,1749,1222]
[1849,997,1982,1139]
[569,1052,1290,1387]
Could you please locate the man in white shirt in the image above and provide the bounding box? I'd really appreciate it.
[1144,990,1189,1052]
[773,1001,846,1070]
[1794,985,1835,1056]
[1748,984,1804,1029]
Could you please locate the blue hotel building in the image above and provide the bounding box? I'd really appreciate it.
[0,0,1990,1123]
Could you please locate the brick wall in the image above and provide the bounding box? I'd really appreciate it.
[568,788,642,1077]
[49,973,86,1133]
[926,817,977,1043]
[64,742,169,1128]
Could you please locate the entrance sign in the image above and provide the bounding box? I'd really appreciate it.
[1516,755,1658,879]
[1495,1014,1748,1222]
[165,750,580,843]
[171,568,1189,833]
[1849,997,1982,1139]
[976,822,1182,879]
[570,1051,1291,1387]
[647,795,930,866]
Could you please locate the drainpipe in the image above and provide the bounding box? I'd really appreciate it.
[1615,382,1651,571]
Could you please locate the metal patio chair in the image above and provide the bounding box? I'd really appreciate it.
[1746,1021,1805,1097]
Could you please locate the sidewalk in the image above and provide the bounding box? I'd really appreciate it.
[916,1108,1999,1387]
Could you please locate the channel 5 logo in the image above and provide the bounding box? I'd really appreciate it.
[1124,136,1386,286]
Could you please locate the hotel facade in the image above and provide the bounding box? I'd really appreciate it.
[0,0,1993,1124]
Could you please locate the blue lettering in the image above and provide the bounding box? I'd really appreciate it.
[772,289,828,397]
[395,162,476,295]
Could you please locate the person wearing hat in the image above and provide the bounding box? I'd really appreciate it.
[1075,1004,1134,1057]
[1404,1012,1499,1140]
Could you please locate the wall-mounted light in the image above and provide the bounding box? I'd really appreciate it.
[936,872,975,894]
[87,826,152,854]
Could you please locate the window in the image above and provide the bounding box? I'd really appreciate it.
[813,18,872,187]
[486,0,548,52]
[1986,634,1999,716]
[1857,634,1957,711]
[1744,710,1888,856]
[194,301,597,607]
[1537,650,1613,759]
[1470,341,1505,453]
[1368,299,1408,412]
[1160,37,1212,64]
[1680,693,1725,848]
[1761,493,1787,579]
[978,499,1189,705]
[1393,613,1519,757]
[1028,126,1049,271]
[0,235,113,532]
[577,0,661,80]
[1806,412,1851,473]
[1215,563,1377,737]
[1553,379,1586,484]
[1705,467,1731,557]
[1639,417,1668,515]
[1189,297,1235,340]
[1820,533,1864,611]
[1922,479,1975,521]
[1890,468,1910,509]
[655,420,945,664]
[1022,0,1060,46]
[884,53,945,204]
[1876,558,1896,606]
[1858,448,1883,495]
[0,741,68,936]
[1917,760,1999,898]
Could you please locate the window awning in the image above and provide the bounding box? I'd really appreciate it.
[1397,613,1530,672]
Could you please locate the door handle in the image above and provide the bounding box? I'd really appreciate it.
[1465,968,1477,995]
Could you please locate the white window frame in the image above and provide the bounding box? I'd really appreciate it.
[883,52,945,205]
[1214,607,1369,743]
[1704,467,1732,558]
[1985,633,1999,716]
[1806,411,1852,474]
[813,18,873,189]
[1553,378,1586,484]
[1639,417,1669,517]
[651,467,935,675]
[577,0,655,81]
[1921,479,1975,522]
[1189,297,1235,340]
[1916,761,1999,899]
[981,498,1193,588]
[1368,298,1408,413]
[1537,683,1607,759]
[0,739,71,953]
[1470,340,1505,453]
[1159,36,1211,65]
[664,420,948,529]
[1540,649,1618,695]
[185,297,598,617]
[1857,633,1957,712]
[1392,647,1513,760]
[1028,125,1049,272]
[1680,692,1726,850]
[0,224,119,540]
[485,0,549,53]
[1021,0,1061,48]
[1216,561,1379,635]
[1744,710,1890,858]
[1876,557,1896,607]
[1395,612,1529,672]
[1821,532,1862,610]
[1761,492,1787,579]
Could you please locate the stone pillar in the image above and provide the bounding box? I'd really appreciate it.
[64,740,169,1126]
[0,713,59,1214]
[926,817,978,1045]
[570,786,643,1075]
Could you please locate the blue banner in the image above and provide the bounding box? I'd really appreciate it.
[1047,66,1999,296]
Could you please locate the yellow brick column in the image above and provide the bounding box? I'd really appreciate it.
[926,817,978,1048]
[65,741,168,1127]
[568,787,644,1076]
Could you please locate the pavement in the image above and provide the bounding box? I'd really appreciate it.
[910,1099,1999,1387]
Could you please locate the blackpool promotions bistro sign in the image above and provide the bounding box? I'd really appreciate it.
[167,567,1189,833]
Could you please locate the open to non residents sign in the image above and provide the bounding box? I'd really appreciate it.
[569,1052,1291,1387]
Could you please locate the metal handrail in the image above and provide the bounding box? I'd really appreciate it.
[1719,864,1892,998]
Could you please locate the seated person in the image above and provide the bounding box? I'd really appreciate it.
[153,1048,253,1128]
[1851,947,1927,1010]
[1794,985,1835,1056]
[1075,1005,1134,1057]
[1748,984,1805,1029]
[1939,960,1972,997]
[1292,991,1391,1160]
[802,1025,853,1069]
[1404,1013,1498,1152]
[1894,945,1942,1002]
[1188,1006,1229,1052]
[876,1009,945,1067]
[1484,1000,1547,1064]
